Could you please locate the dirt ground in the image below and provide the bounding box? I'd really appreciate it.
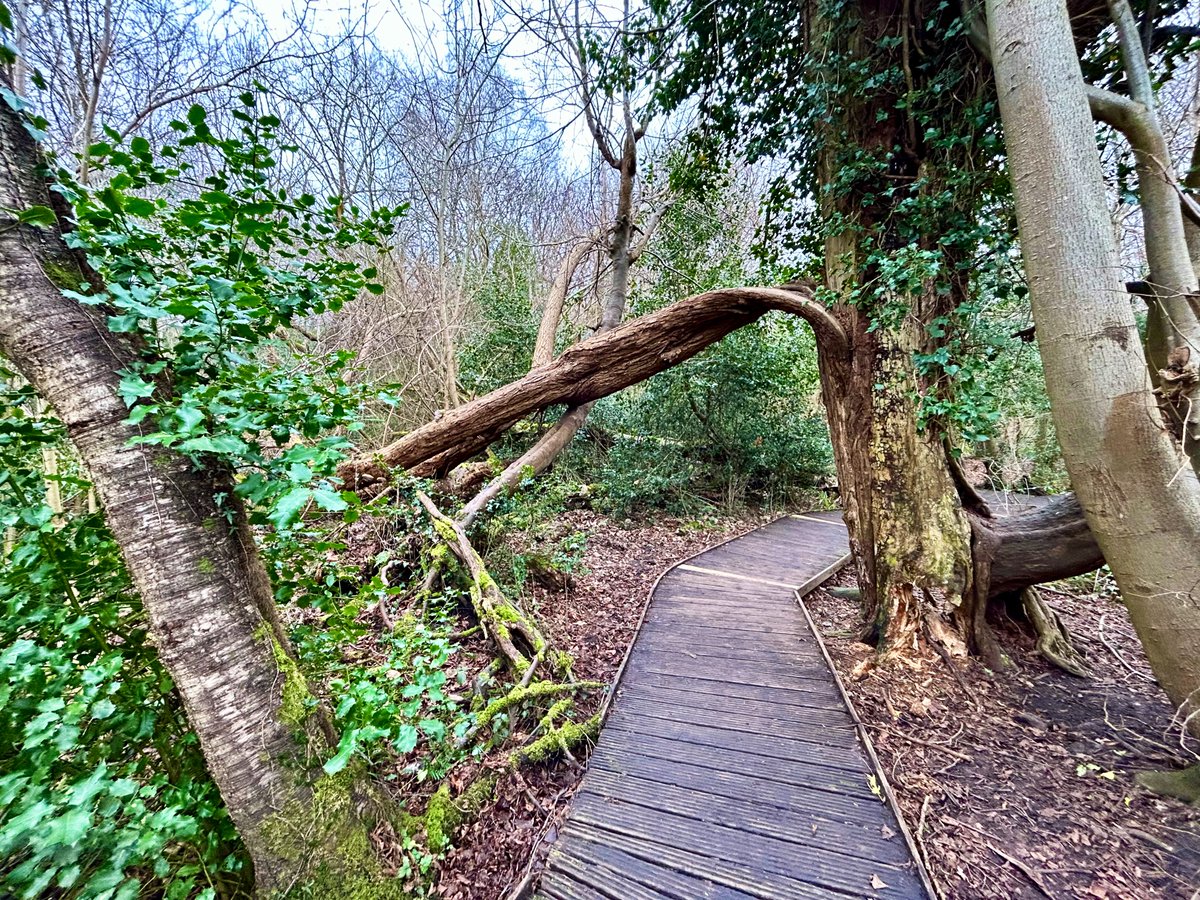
[423,510,1199,899]
[807,570,1200,899]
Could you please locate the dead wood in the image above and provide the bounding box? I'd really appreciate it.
[972,493,1104,600]
[339,285,842,486]
[1019,586,1092,677]
[416,491,553,676]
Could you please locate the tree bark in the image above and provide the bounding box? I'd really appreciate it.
[0,95,387,890]
[989,0,1200,735]
[531,234,596,368]
[338,285,844,485]
[806,0,987,659]
[1084,1,1200,468]
[974,494,1104,599]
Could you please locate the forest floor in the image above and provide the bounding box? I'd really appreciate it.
[807,570,1200,900]
[385,506,1199,900]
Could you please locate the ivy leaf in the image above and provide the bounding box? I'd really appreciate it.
[17,205,56,228]
[322,730,358,775]
[117,373,156,405]
[90,698,116,720]
[179,434,247,455]
[311,487,347,512]
[394,724,419,754]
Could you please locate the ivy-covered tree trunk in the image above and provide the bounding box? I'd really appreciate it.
[808,0,987,659]
[0,95,390,893]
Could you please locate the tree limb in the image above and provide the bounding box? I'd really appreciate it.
[338,284,843,486]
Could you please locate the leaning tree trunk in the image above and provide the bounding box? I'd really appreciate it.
[988,0,1200,735]
[0,95,392,891]
[338,286,845,484]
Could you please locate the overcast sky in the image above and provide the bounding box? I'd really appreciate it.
[251,0,602,168]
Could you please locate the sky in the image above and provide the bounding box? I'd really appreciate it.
[250,0,603,168]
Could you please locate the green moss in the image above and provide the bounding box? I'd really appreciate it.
[552,651,575,677]
[538,698,572,730]
[39,256,86,291]
[511,713,601,766]
[262,768,409,899]
[423,775,497,852]
[431,517,459,545]
[196,556,216,575]
[492,603,521,623]
[255,623,314,729]
[477,680,602,726]
[1136,764,1200,804]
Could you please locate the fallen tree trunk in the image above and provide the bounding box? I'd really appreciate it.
[975,493,1105,600]
[338,285,844,485]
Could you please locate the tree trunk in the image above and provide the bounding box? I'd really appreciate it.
[532,234,596,368]
[807,0,987,660]
[338,285,844,485]
[989,0,1200,735]
[0,95,391,891]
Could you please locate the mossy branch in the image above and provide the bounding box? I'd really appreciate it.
[510,713,601,767]
[416,490,553,676]
[458,678,604,747]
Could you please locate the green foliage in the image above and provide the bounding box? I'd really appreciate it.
[592,162,832,513]
[0,91,409,898]
[458,237,539,397]
[63,93,403,538]
[312,604,472,783]
[658,0,1021,452]
[0,374,246,899]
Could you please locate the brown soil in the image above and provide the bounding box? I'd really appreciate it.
[806,570,1200,899]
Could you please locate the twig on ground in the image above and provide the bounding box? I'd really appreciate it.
[868,724,974,762]
[988,843,1056,899]
[1098,614,1155,682]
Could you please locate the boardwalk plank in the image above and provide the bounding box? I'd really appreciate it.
[568,793,924,897]
[545,835,764,900]
[586,751,886,824]
[555,824,845,900]
[535,512,929,900]
[614,671,847,709]
[602,714,870,772]
[578,768,911,863]
[616,682,850,723]
[612,696,858,741]
[592,729,872,793]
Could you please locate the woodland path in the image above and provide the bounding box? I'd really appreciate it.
[533,512,933,900]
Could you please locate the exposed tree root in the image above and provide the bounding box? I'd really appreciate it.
[1019,586,1091,677]
[1134,763,1200,804]
[510,712,601,768]
[416,491,551,676]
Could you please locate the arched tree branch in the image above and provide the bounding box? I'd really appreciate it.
[339,284,843,485]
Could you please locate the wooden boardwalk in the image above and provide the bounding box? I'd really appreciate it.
[534,513,932,900]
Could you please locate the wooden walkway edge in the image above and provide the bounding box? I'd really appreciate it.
[532,513,934,900]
